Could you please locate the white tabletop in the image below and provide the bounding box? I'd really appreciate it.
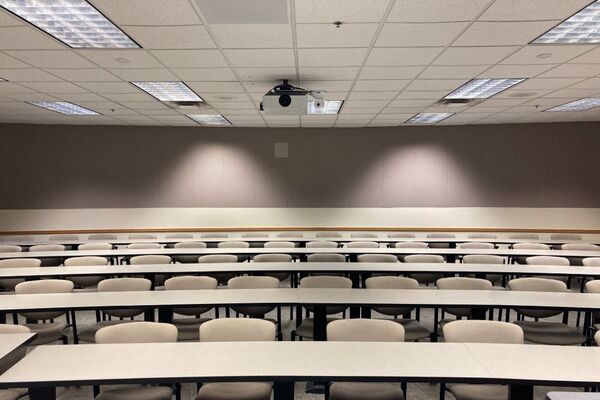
[546,393,600,400]
[0,333,37,374]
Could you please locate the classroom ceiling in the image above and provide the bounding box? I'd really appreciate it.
[0,0,600,128]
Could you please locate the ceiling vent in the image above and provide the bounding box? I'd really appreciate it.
[165,101,209,110]
[436,98,479,108]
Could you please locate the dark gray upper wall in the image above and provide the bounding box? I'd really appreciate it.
[1,122,599,209]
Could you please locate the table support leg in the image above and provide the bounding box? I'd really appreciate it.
[313,306,327,341]
[508,384,533,400]
[274,381,295,400]
[29,387,56,400]
[70,311,79,344]
[472,307,487,320]
[0,312,5,324]
[158,308,173,323]
[144,309,155,322]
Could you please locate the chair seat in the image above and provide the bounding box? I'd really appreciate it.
[172,317,211,341]
[25,321,67,345]
[514,321,585,345]
[449,384,508,400]
[196,382,272,400]
[389,319,430,341]
[293,317,339,340]
[95,386,173,400]
[329,382,404,400]
[78,320,138,343]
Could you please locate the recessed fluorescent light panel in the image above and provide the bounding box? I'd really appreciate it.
[406,112,453,124]
[132,82,203,102]
[546,98,600,112]
[0,0,138,48]
[188,114,231,126]
[29,101,99,115]
[445,79,526,100]
[534,1,600,43]
[307,100,344,114]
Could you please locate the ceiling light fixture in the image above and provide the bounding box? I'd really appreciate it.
[131,82,203,102]
[445,79,526,99]
[545,98,600,112]
[307,100,344,114]
[0,0,139,48]
[29,101,100,115]
[406,112,453,124]
[187,114,231,126]
[534,1,600,43]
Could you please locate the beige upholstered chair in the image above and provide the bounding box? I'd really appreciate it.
[227,276,280,318]
[584,258,600,267]
[307,254,346,263]
[327,319,405,400]
[442,320,524,400]
[427,233,455,249]
[463,254,504,284]
[88,234,118,240]
[512,242,550,264]
[357,254,398,263]
[198,254,238,285]
[130,255,172,265]
[403,254,445,285]
[350,233,378,239]
[126,242,162,249]
[15,280,73,345]
[165,276,218,341]
[95,322,177,400]
[365,276,430,341]
[595,330,600,346]
[276,232,303,238]
[292,276,353,341]
[457,242,494,250]
[395,241,428,249]
[49,234,78,241]
[128,233,157,240]
[551,233,582,241]
[561,243,599,266]
[0,325,31,400]
[508,278,585,345]
[316,232,341,238]
[0,324,31,334]
[78,243,113,251]
[0,245,21,253]
[196,318,275,400]
[509,233,539,240]
[218,241,249,248]
[64,256,108,289]
[306,241,338,248]
[467,233,498,239]
[29,244,65,267]
[347,241,379,248]
[241,232,268,238]
[388,233,416,238]
[526,256,569,282]
[0,258,41,291]
[264,241,295,248]
[165,233,193,239]
[173,241,207,263]
[436,278,493,332]
[253,253,292,281]
[201,233,228,238]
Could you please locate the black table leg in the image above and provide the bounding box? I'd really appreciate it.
[349,272,360,288]
[472,307,487,320]
[144,308,155,322]
[29,387,56,400]
[509,384,533,400]
[313,306,327,341]
[274,381,295,400]
[70,311,79,344]
[158,308,173,323]
[361,306,371,319]
[0,311,5,324]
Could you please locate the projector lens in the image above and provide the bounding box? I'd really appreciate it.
[278,95,291,107]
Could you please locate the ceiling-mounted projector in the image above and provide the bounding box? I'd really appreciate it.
[260,80,324,115]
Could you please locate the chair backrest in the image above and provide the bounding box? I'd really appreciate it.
[595,331,600,346]
[427,233,455,239]
[508,277,567,292]
[64,256,109,267]
[561,243,599,251]
[395,241,428,249]
[49,234,78,241]
[253,254,293,263]
[0,258,41,268]
[357,254,399,263]
[15,279,74,294]
[316,232,341,238]
[365,276,419,289]
[388,233,416,238]
[218,241,249,248]
[347,241,379,249]
[198,254,239,263]
[0,324,31,334]
[327,319,405,342]
[436,277,493,290]
[98,277,152,292]
[583,258,600,267]
[130,255,172,265]
[586,280,600,293]
[462,254,504,264]
[551,233,582,240]
[128,233,157,240]
[457,242,494,250]
[201,233,228,238]
[228,276,280,289]
[512,242,549,250]
[127,242,162,249]
[306,241,338,248]
[173,241,207,249]
[526,256,569,266]
[0,245,21,253]
[165,233,193,239]
[29,244,65,252]
[78,243,113,251]
[300,276,353,288]
[199,318,276,341]
[404,254,445,263]
[276,232,302,238]
[164,276,218,290]
[509,233,539,240]
[264,241,295,248]
[242,232,269,238]
[351,233,378,239]
[467,233,498,239]
[307,254,346,263]
[88,234,118,240]
[96,322,177,344]
[443,320,524,344]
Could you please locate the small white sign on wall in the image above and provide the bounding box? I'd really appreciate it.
[274,142,289,159]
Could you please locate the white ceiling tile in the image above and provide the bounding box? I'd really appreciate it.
[479,64,556,78]
[107,68,178,81]
[0,52,29,68]
[366,47,443,66]
[55,93,116,102]
[406,79,469,91]
[569,78,600,90]
[236,67,296,81]
[6,50,96,68]
[79,50,163,69]
[226,116,264,124]
[172,68,237,81]
[475,98,529,107]
[420,65,490,79]
[348,91,398,100]
[298,48,368,67]
[295,0,390,23]
[100,92,155,102]
[479,0,592,21]
[220,109,260,116]
[570,48,600,64]
[93,0,202,25]
[395,91,449,100]
[44,69,120,82]
[343,99,389,108]
[118,101,169,110]
[359,66,424,80]
[341,107,382,114]
[299,67,360,80]
[20,81,89,93]
[541,88,600,99]
[151,49,228,68]
[501,45,597,65]
[388,99,437,107]
[353,80,410,91]
[453,21,560,46]
[202,92,251,102]
[376,23,468,47]
[0,81,36,93]
[0,68,62,81]
[186,81,244,93]
[242,81,280,93]
[538,64,600,78]
[76,82,139,94]
[335,121,367,127]
[210,101,256,110]
[296,23,379,48]
[0,27,63,50]
[224,49,294,67]
[299,80,354,91]
[0,8,23,26]
[510,77,585,90]
[494,89,551,99]
[1,93,57,101]
[123,26,216,49]
[434,46,519,65]
[301,116,336,127]
[211,24,292,49]
[337,113,376,121]
[387,0,493,22]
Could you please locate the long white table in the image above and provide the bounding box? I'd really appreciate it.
[0,341,597,400]
[0,333,37,374]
